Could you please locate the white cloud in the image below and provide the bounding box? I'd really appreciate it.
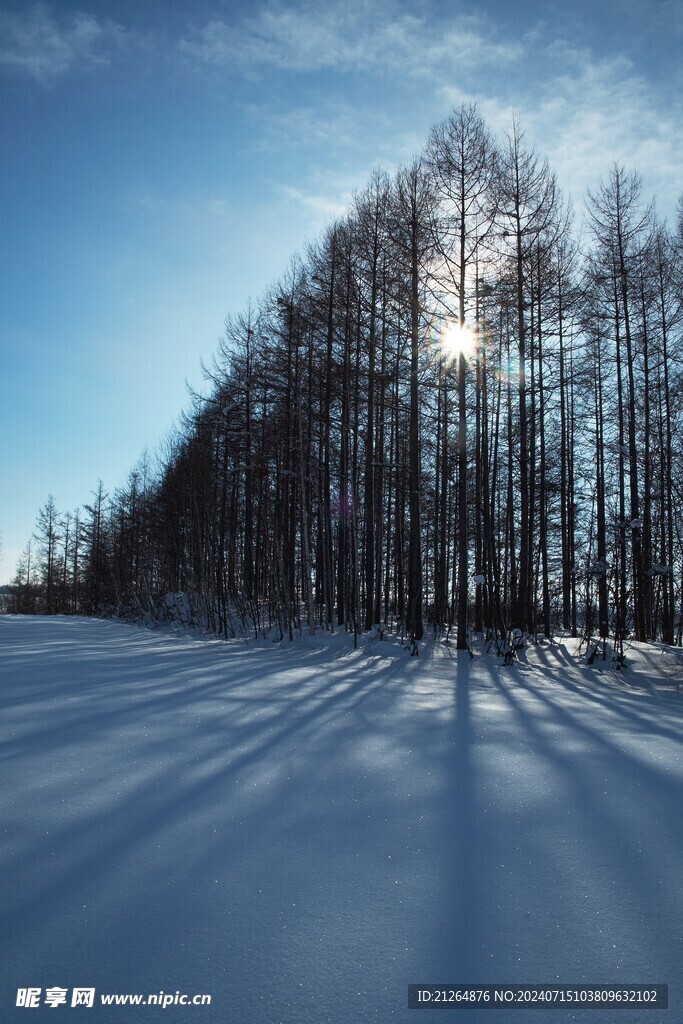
[279,183,350,224]
[0,4,125,83]
[179,1,522,80]
[437,40,683,223]
[275,171,362,236]
[180,5,377,74]
[536,48,681,213]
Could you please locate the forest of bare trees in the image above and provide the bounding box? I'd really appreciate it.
[10,106,683,659]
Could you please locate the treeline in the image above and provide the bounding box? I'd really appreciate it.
[10,106,683,654]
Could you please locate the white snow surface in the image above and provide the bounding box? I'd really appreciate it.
[1,616,682,1023]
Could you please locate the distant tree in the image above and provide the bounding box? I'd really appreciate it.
[13,541,37,614]
[34,495,60,614]
[82,481,110,615]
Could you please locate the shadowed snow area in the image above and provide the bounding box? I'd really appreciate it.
[1,616,682,1022]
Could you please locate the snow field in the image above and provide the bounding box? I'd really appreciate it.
[1,616,682,1022]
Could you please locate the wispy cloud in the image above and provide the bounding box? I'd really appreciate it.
[244,100,422,164]
[438,40,683,222]
[0,4,125,83]
[538,46,682,207]
[273,165,376,238]
[279,183,351,225]
[178,1,522,80]
[246,102,364,153]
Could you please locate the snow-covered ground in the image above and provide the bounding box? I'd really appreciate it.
[1,616,682,1022]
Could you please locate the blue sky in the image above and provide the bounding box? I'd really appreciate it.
[1,0,681,583]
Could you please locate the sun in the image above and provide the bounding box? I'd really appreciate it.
[439,320,477,363]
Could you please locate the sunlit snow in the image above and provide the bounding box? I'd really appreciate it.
[1,617,682,1022]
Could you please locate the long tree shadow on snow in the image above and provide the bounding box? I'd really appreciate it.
[0,619,468,1022]
[7,619,678,1021]
[469,652,683,990]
